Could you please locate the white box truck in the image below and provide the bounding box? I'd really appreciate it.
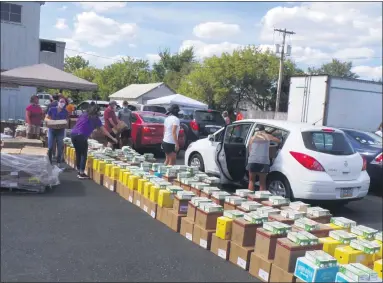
[287,75,382,132]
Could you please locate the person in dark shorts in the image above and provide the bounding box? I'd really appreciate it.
[162,104,181,165]
[247,125,280,191]
[104,100,119,149]
[117,100,133,147]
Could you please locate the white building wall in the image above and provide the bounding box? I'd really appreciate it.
[39,39,66,70]
[1,2,42,120]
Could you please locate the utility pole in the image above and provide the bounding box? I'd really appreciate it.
[274,28,295,114]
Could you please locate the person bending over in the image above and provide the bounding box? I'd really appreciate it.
[247,125,280,191]
[71,105,118,179]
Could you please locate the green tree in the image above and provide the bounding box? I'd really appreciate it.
[64,55,90,73]
[179,45,303,112]
[151,47,196,90]
[307,59,359,78]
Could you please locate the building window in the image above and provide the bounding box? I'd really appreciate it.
[40,41,57,53]
[1,2,22,24]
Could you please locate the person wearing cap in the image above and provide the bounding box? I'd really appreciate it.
[104,100,119,149]
[118,100,133,147]
[163,104,181,166]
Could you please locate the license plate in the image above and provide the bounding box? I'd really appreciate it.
[340,188,353,198]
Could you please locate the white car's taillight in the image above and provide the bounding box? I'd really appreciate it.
[371,152,383,165]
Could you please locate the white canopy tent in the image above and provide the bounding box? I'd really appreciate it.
[146,94,208,109]
[0,63,98,91]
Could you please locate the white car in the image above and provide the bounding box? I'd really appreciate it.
[184,119,370,202]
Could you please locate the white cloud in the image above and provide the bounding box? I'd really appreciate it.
[73,12,137,48]
[193,22,241,39]
[180,40,242,58]
[55,18,68,30]
[79,2,127,12]
[259,3,382,49]
[58,5,67,11]
[146,54,161,64]
[128,43,137,48]
[352,65,382,80]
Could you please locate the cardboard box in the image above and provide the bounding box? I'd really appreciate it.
[273,238,324,273]
[127,188,134,203]
[269,214,295,225]
[46,119,68,129]
[112,120,128,134]
[148,199,157,219]
[20,146,48,156]
[307,214,332,224]
[294,257,338,283]
[190,187,202,197]
[167,209,186,232]
[195,207,223,230]
[157,206,171,225]
[173,196,189,214]
[270,264,296,282]
[133,191,142,208]
[249,252,273,282]
[255,228,287,260]
[200,191,212,199]
[142,197,149,213]
[211,233,230,260]
[103,175,116,192]
[261,200,288,209]
[232,218,262,247]
[293,223,334,238]
[187,202,197,221]
[180,217,194,241]
[211,196,225,206]
[193,224,215,250]
[93,171,104,185]
[224,202,237,211]
[181,183,190,191]
[229,241,254,270]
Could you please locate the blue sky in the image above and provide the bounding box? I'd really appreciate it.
[40,2,382,80]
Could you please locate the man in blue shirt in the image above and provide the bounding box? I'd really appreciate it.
[45,97,69,167]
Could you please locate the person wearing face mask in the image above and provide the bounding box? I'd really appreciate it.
[45,98,69,167]
[25,95,43,139]
[162,104,181,166]
[104,100,119,149]
[117,100,133,147]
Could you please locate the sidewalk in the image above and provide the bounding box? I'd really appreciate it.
[1,169,256,282]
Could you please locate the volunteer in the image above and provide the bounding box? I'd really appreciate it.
[117,100,133,147]
[71,105,118,179]
[25,95,43,139]
[66,97,76,115]
[45,97,69,167]
[162,104,181,166]
[104,100,119,149]
[236,110,244,121]
[247,125,280,191]
[222,111,230,125]
[375,122,382,137]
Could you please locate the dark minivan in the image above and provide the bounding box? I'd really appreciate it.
[179,108,226,148]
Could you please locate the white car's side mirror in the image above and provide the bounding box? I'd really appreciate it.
[208,134,214,142]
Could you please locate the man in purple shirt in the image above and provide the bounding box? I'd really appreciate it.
[71,105,118,179]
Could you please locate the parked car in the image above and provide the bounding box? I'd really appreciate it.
[185,119,370,203]
[131,111,185,151]
[128,103,167,114]
[76,100,122,117]
[340,128,382,189]
[37,92,51,113]
[178,108,226,149]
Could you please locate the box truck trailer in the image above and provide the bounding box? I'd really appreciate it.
[287,75,382,132]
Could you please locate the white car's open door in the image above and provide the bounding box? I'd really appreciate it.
[215,123,253,182]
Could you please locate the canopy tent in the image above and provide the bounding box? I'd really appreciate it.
[0,63,97,91]
[146,94,208,109]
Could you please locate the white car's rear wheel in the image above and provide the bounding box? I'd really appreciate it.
[267,174,293,200]
[189,153,205,172]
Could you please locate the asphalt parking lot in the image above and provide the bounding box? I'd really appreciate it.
[1,152,382,282]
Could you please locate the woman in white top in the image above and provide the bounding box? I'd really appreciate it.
[162,104,181,166]
[247,125,280,191]
[375,122,382,137]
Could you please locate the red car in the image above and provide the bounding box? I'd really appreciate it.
[131,111,185,151]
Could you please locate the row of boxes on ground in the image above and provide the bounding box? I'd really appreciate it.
[64,147,382,282]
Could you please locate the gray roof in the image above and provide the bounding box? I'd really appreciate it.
[109,82,173,99]
[0,63,97,91]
